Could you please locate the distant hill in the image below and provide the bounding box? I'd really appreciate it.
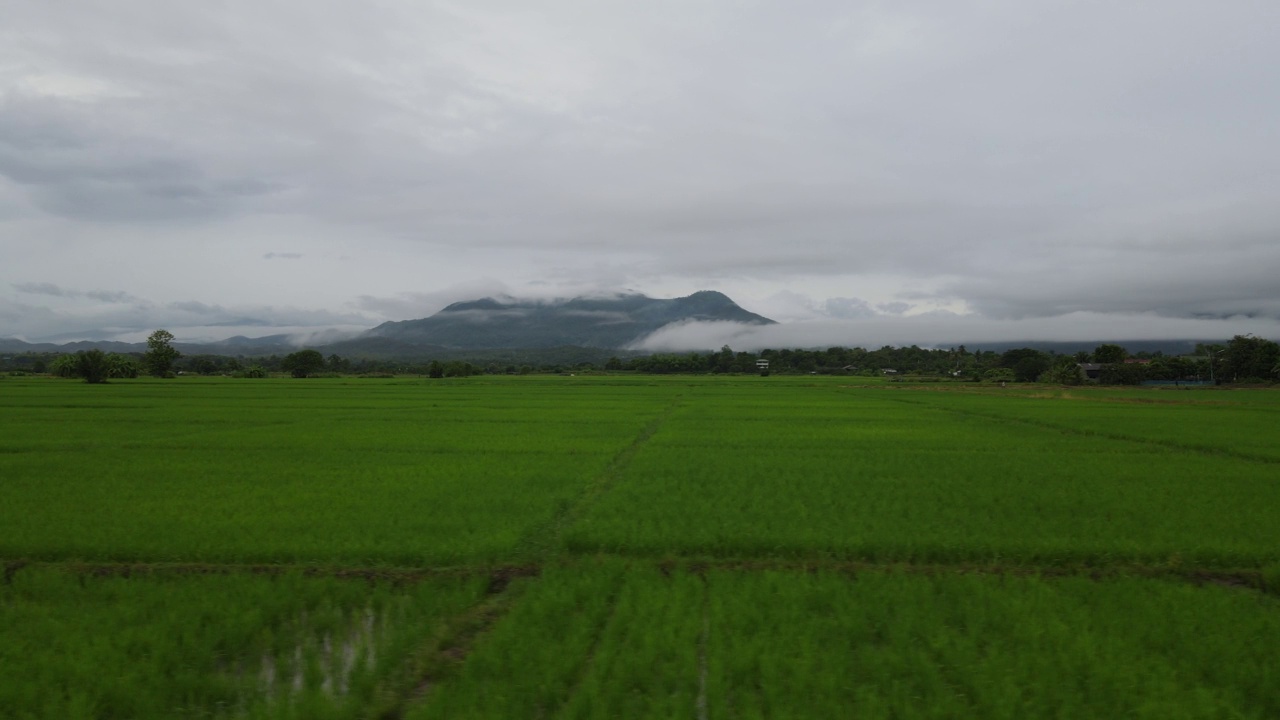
[0,291,1229,361]
[0,334,317,357]
[362,290,776,350]
[0,291,776,358]
[959,339,1209,356]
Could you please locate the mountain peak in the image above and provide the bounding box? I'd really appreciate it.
[367,291,773,349]
[440,297,513,313]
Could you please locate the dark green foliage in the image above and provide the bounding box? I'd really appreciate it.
[1222,334,1280,382]
[1093,343,1127,363]
[50,350,135,383]
[1041,356,1083,385]
[47,354,77,378]
[1098,362,1147,385]
[281,348,326,378]
[73,349,111,384]
[1000,347,1051,382]
[983,367,1015,382]
[106,354,140,378]
[143,329,180,377]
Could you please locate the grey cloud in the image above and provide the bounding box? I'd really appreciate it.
[822,298,877,319]
[84,290,138,303]
[876,302,913,315]
[943,241,1280,321]
[351,280,513,320]
[168,300,224,315]
[3,2,1280,341]
[13,282,70,297]
[635,314,1280,354]
[0,96,271,222]
[1,290,375,342]
[13,282,138,304]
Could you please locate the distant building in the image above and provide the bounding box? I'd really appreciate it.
[1078,363,1103,380]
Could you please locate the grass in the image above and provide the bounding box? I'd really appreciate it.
[565,385,1280,566]
[409,563,1280,719]
[0,377,669,564]
[2,375,1278,717]
[0,564,487,720]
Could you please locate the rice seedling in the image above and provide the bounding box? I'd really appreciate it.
[3,375,1278,717]
[0,565,487,719]
[566,385,1280,566]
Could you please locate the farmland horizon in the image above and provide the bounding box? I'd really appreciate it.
[0,286,1270,357]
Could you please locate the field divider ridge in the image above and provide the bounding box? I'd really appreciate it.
[372,566,540,719]
[882,394,1280,465]
[639,558,1274,594]
[696,571,711,720]
[514,396,685,562]
[0,559,537,583]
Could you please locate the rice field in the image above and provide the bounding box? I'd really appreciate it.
[1,374,1277,718]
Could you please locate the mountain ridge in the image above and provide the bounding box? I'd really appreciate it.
[364,290,776,350]
[0,291,776,356]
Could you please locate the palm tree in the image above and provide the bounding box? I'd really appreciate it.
[73,350,111,384]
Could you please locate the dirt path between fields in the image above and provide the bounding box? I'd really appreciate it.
[512,395,685,561]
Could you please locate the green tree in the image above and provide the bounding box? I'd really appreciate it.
[73,349,112,384]
[1000,348,1050,382]
[107,354,140,378]
[282,349,326,378]
[983,366,1013,384]
[1222,334,1280,382]
[48,354,78,378]
[1041,356,1083,385]
[1093,344,1127,364]
[1099,362,1147,385]
[428,361,444,379]
[144,329,181,377]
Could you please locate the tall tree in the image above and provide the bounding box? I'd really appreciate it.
[1000,348,1051,382]
[73,349,112,384]
[1222,334,1280,382]
[144,329,181,377]
[1093,344,1127,364]
[1043,356,1083,385]
[282,349,326,378]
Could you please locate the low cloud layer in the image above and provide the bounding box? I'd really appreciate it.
[3,2,1279,344]
[635,314,1280,353]
[3,282,372,343]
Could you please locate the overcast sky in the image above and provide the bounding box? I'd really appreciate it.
[3,1,1279,349]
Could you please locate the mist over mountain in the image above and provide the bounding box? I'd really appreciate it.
[362,291,775,350]
[0,291,777,357]
[0,289,1253,362]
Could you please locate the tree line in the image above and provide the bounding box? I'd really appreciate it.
[615,337,1280,384]
[8,331,1279,385]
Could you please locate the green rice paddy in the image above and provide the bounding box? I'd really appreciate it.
[2,374,1277,718]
